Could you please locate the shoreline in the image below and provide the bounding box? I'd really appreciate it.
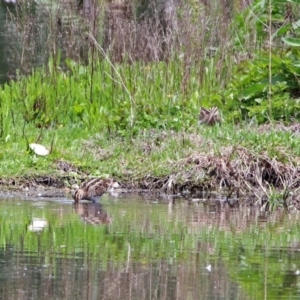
[1,123,300,209]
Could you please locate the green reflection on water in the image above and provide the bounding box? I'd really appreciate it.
[0,196,300,299]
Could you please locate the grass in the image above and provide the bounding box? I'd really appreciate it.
[1,0,300,209]
[1,121,300,204]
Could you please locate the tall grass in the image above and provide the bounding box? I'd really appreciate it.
[0,0,247,139]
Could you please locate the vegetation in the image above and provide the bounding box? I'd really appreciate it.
[2,2,300,298]
[1,0,300,209]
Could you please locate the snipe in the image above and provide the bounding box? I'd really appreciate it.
[199,107,221,126]
[72,178,119,203]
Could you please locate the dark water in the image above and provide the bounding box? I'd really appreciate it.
[0,0,251,85]
[0,3,10,84]
[1,193,300,300]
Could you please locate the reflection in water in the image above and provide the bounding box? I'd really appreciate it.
[28,217,48,232]
[73,202,112,225]
[1,195,300,299]
[0,247,243,300]
[0,0,91,84]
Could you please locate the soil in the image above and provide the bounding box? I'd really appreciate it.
[1,122,300,210]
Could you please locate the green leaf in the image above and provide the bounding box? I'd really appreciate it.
[286,0,300,3]
[241,83,267,100]
[282,37,300,47]
[274,0,300,3]
[73,104,85,114]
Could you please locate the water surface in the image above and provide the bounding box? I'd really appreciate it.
[1,193,300,300]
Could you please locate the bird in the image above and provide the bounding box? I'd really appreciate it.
[199,107,221,126]
[72,178,119,203]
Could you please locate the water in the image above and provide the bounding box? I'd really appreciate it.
[1,193,300,300]
[0,0,250,85]
[0,3,11,84]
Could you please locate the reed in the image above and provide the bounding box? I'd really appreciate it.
[0,0,246,139]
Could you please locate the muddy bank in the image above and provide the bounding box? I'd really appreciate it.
[1,143,300,210]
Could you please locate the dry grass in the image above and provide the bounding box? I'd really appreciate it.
[4,0,239,76]
[126,126,300,210]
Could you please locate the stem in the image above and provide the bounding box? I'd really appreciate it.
[87,34,136,128]
[268,0,272,122]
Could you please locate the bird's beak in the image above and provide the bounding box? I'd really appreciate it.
[111,182,120,188]
[108,181,120,193]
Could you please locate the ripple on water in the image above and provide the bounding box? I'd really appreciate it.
[0,193,300,299]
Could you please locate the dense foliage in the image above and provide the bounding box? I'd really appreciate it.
[221,0,300,123]
[1,0,300,138]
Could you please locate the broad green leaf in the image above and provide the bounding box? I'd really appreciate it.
[282,37,300,47]
[241,83,267,100]
[275,0,300,3]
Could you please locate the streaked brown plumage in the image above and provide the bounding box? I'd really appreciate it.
[73,202,112,225]
[199,107,221,126]
[72,178,119,203]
